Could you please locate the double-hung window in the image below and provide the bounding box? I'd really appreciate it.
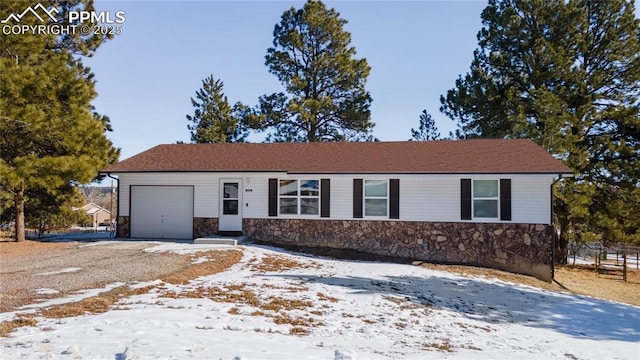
[364,180,388,217]
[279,179,319,215]
[472,180,499,218]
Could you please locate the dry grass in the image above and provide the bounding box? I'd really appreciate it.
[383,295,409,305]
[423,339,454,353]
[261,283,309,293]
[394,321,408,329]
[419,262,640,306]
[156,254,326,335]
[161,281,320,334]
[262,297,312,312]
[39,285,154,319]
[554,265,640,305]
[272,314,319,326]
[316,292,339,303]
[162,250,243,284]
[454,322,493,333]
[1,282,154,337]
[251,255,320,273]
[463,344,483,351]
[0,239,76,256]
[383,295,434,313]
[0,316,37,337]
[289,327,309,335]
[162,283,313,313]
[0,230,11,241]
[228,307,240,315]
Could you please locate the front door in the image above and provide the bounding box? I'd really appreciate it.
[219,179,243,233]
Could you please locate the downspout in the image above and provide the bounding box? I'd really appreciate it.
[106,173,119,238]
[550,174,563,280]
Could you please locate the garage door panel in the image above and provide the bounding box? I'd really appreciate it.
[130,186,193,239]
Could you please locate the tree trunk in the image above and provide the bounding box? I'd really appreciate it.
[14,183,26,242]
[554,224,569,264]
[308,121,317,142]
[554,234,569,264]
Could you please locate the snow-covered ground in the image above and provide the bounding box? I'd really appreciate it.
[1,242,639,360]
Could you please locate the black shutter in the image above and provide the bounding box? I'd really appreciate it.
[389,179,400,219]
[461,179,472,220]
[268,178,278,217]
[353,179,363,218]
[321,179,330,218]
[500,179,512,221]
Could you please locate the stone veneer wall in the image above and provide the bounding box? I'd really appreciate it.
[116,216,130,238]
[115,216,218,239]
[243,219,553,281]
[193,217,219,238]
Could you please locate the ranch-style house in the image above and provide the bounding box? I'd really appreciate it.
[103,139,572,281]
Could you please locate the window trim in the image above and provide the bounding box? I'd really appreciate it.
[472,179,500,220]
[278,179,321,217]
[363,179,389,218]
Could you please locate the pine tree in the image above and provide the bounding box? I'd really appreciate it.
[411,110,441,141]
[186,75,248,143]
[440,0,640,253]
[24,184,87,237]
[0,0,119,241]
[250,0,373,142]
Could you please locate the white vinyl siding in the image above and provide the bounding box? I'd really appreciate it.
[399,176,458,222]
[510,177,552,224]
[325,177,352,219]
[116,173,555,224]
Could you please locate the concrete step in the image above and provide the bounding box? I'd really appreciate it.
[193,235,248,246]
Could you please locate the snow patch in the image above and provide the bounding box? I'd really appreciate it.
[35,267,81,276]
[78,240,119,248]
[144,242,236,255]
[35,288,59,295]
[334,349,357,360]
[61,344,80,355]
[115,347,137,360]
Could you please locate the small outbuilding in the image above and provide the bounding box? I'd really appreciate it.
[76,203,111,228]
[103,139,572,281]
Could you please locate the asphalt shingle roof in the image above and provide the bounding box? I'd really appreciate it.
[103,139,573,174]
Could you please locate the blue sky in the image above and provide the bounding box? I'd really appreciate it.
[86,0,489,160]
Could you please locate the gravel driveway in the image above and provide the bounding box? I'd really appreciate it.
[0,241,191,312]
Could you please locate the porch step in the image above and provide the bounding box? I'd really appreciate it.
[193,235,248,246]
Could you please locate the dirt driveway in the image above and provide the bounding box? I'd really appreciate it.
[0,241,192,312]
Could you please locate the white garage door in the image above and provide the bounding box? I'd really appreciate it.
[130,186,194,239]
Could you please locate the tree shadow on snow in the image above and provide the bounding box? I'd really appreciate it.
[266,268,640,343]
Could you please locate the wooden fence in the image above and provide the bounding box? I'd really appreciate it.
[594,251,629,282]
